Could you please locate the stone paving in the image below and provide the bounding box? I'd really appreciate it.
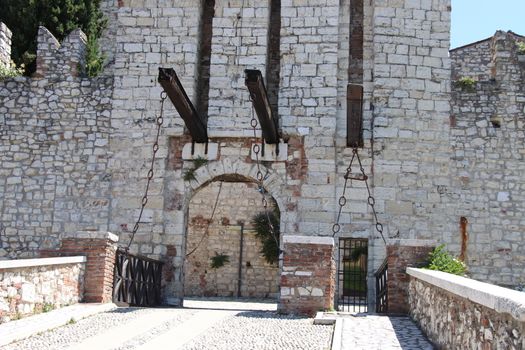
[337,315,434,350]
[0,299,435,350]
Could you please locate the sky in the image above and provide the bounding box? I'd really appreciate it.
[451,0,525,49]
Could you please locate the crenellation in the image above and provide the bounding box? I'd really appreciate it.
[0,22,12,68]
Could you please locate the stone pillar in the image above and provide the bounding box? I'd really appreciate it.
[279,236,335,316]
[58,231,119,303]
[0,22,12,68]
[386,239,434,314]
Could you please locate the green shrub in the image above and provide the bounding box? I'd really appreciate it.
[517,42,525,55]
[210,252,229,269]
[0,60,24,80]
[252,209,280,265]
[425,244,466,276]
[183,157,208,181]
[455,76,477,92]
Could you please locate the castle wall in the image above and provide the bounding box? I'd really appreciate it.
[450,32,525,287]
[1,0,523,306]
[0,28,113,258]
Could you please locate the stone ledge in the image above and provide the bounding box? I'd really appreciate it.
[407,268,525,322]
[0,256,86,270]
[62,231,119,242]
[282,235,334,245]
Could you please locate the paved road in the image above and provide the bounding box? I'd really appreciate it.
[0,298,434,350]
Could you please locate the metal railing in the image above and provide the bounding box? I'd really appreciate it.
[375,257,388,313]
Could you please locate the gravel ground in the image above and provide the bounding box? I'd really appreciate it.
[180,311,333,350]
[0,307,193,350]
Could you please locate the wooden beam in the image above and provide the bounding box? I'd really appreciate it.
[158,67,208,143]
[347,84,364,148]
[245,69,279,144]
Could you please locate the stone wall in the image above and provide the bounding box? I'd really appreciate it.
[0,26,113,259]
[0,256,85,323]
[184,181,279,298]
[408,268,525,350]
[280,236,335,316]
[0,22,12,67]
[386,240,434,314]
[450,31,525,287]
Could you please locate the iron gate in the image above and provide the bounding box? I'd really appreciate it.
[337,238,368,312]
[375,257,388,313]
[113,248,164,306]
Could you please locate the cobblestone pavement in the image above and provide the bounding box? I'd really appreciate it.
[338,315,434,350]
[0,299,332,350]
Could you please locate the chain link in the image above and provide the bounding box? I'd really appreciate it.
[249,97,279,249]
[127,92,167,249]
[332,148,386,244]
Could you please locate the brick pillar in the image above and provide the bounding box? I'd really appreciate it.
[387,239,434,314]
[58,231,119,303]
[279,236,335,316]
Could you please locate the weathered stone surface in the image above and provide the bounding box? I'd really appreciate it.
[408,268,525,349]
[0,259,85,323]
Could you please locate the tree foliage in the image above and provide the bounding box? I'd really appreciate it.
[252,209,280,265]
[0,0,106,76]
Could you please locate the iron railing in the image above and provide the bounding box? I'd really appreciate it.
[113,248,164,307]
[375,257,388,313]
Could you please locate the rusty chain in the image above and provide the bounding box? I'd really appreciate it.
[249,97,280,249]
[332,148,386,244]
[127,92,166,249]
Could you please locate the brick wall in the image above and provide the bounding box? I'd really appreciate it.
[42,231,118,303]
[280,236,335,316]
[386,240,434,314]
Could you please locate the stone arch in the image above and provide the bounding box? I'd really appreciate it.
[186,159,287,216]
[181,160,286,297]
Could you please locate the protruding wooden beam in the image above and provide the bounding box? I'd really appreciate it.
[347,84,364,148]
[245,69,279,144]
[158,67,208,143]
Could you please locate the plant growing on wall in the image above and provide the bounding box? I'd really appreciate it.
[183,157,208,181]
[425,244,466,276]
[455,76,477,92]
[0,60,24,80]
[517,42,525,55]
[210,252,230,269]
[252,209,280,265]
[209,252,229,296]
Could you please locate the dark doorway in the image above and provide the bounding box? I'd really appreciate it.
[337,238,368,313]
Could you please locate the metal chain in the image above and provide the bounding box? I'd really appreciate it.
[127,92,167,249]
[249,98,280,249]
[332,148,386,244]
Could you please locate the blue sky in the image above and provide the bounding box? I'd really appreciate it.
[451,0,525,49]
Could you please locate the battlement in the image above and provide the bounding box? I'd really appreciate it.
[35,26,87,78]
[0,22,12,67]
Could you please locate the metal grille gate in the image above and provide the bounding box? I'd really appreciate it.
[337,238,368,312]
[113,248,164,306]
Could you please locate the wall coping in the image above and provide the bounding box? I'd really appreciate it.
[62,231,119,242]
[283,235,334,245]
[0,256,87,270]
[407,267,525,322]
